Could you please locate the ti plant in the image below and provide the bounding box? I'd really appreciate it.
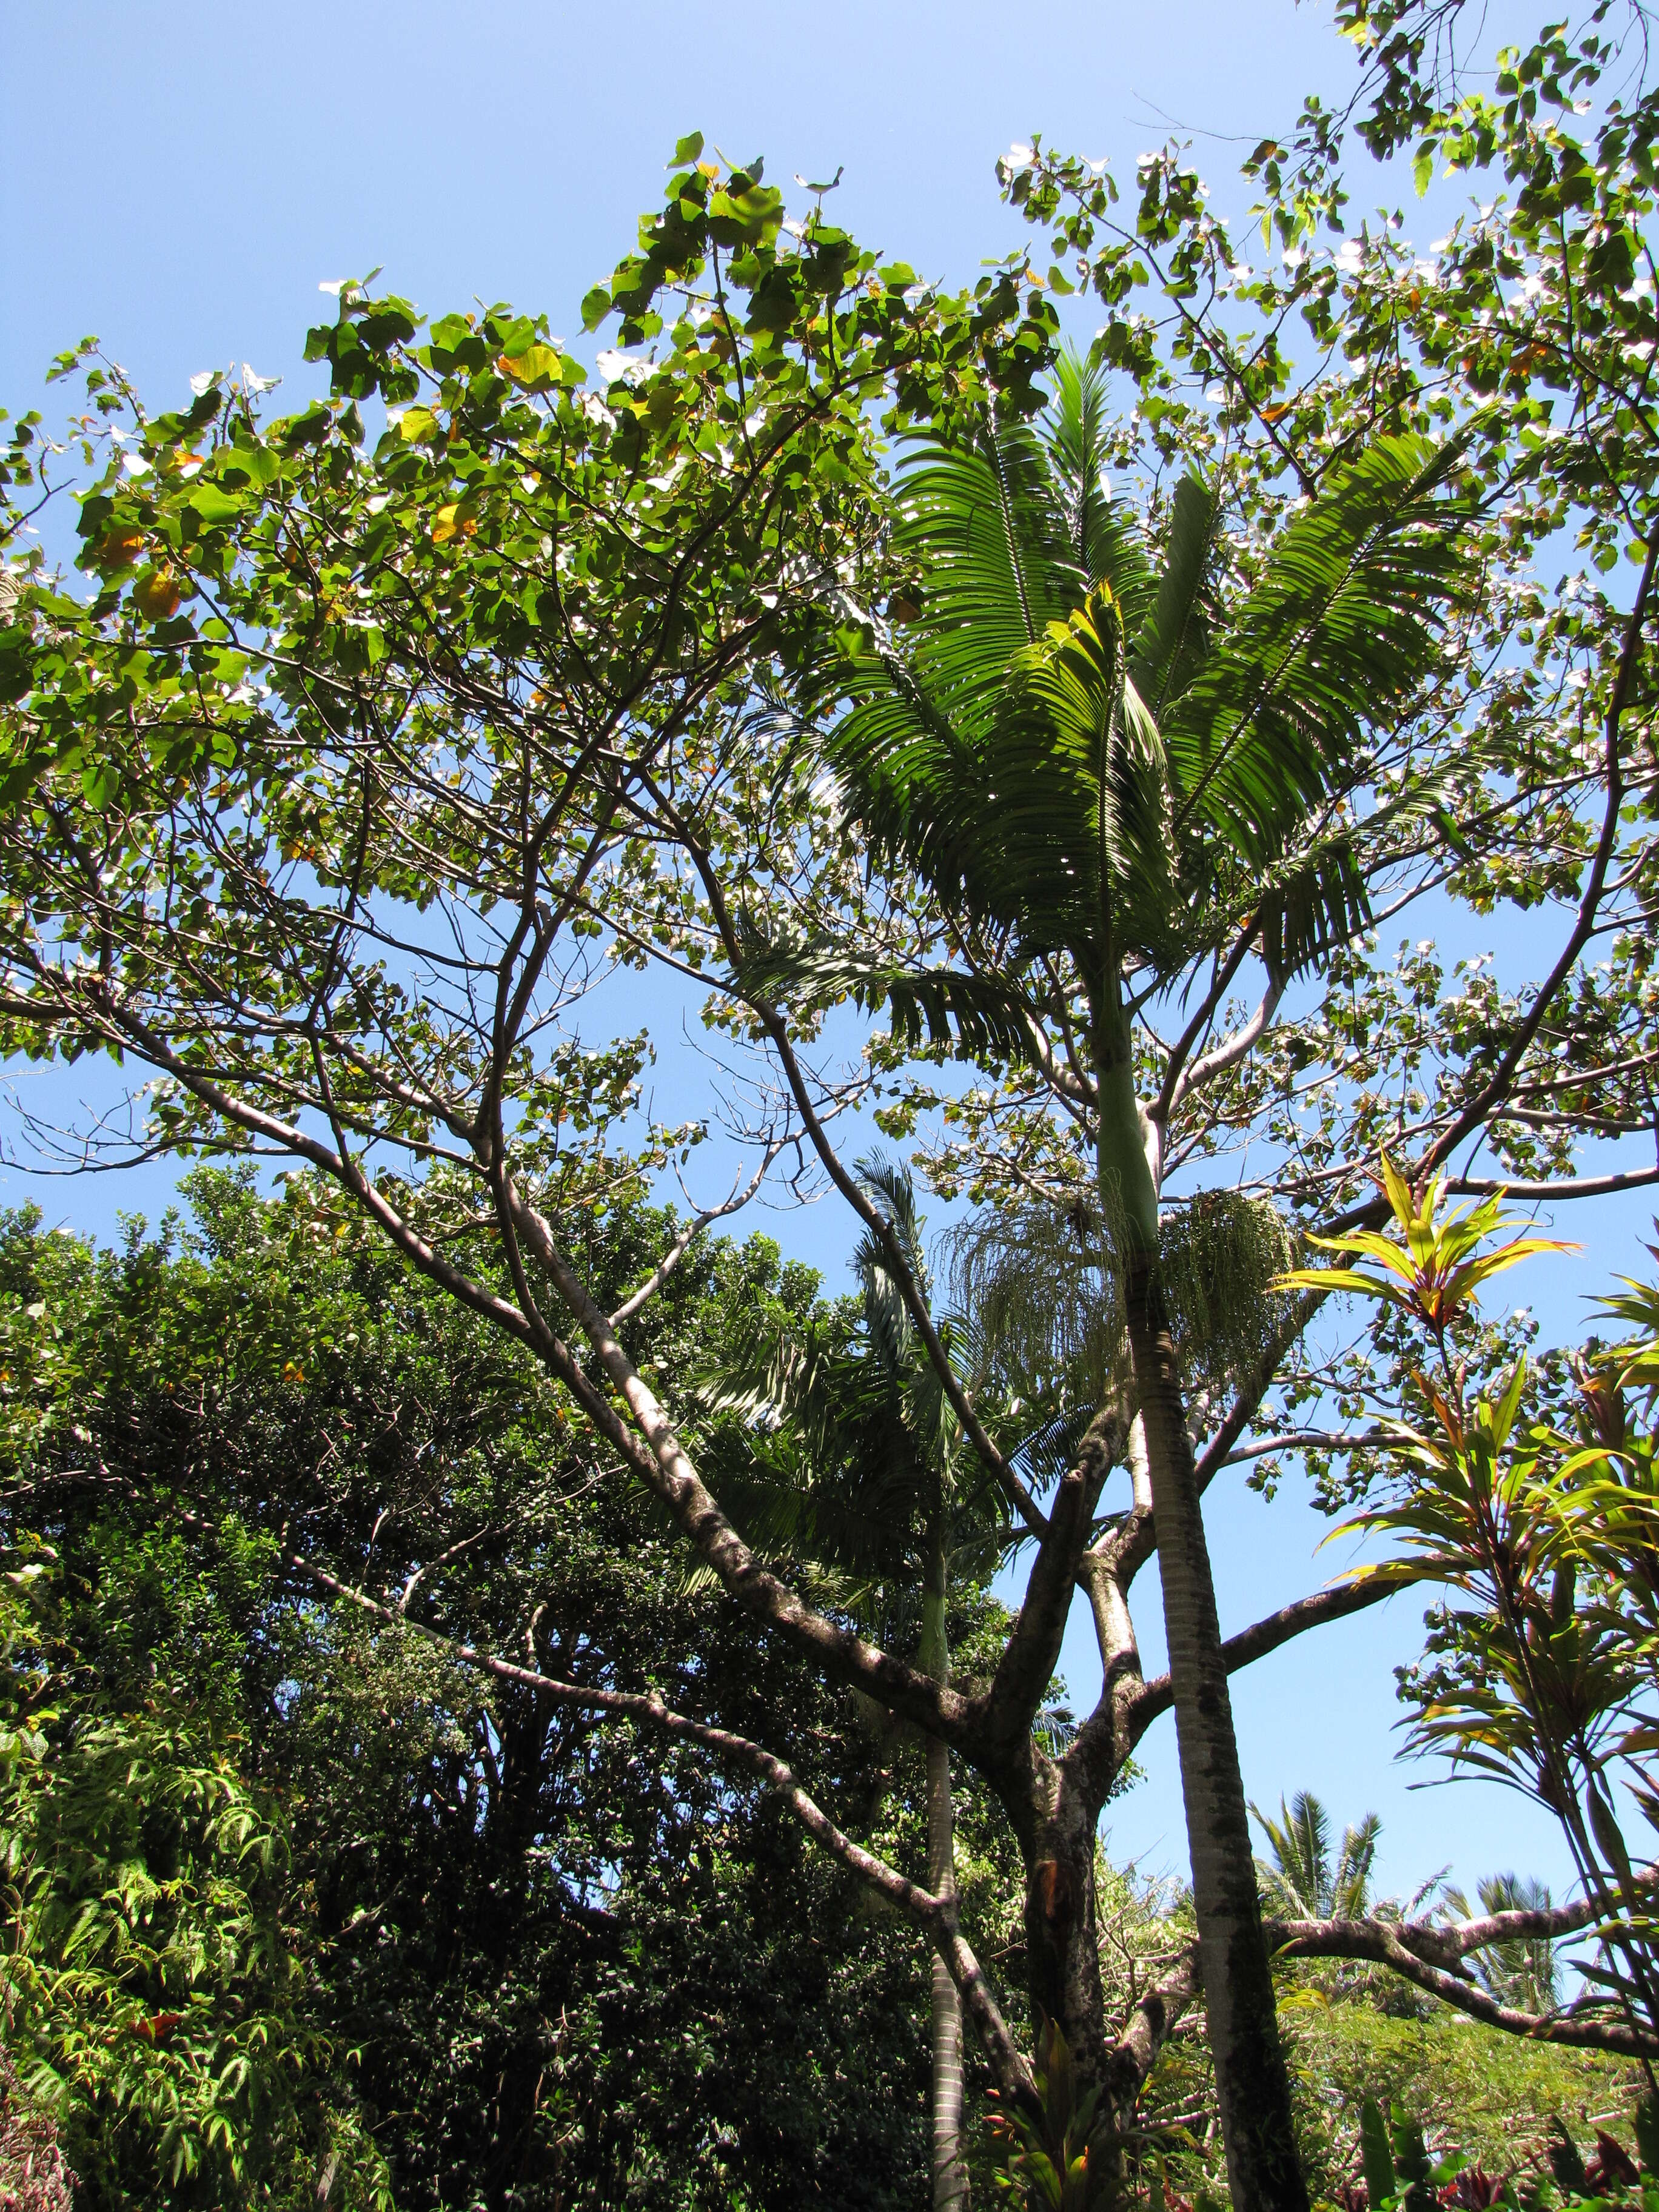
[1281,1161,1659,2050]
[1349,2090,1659,2212]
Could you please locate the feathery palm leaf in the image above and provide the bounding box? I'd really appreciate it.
[1251,1790,1379,1920]
[1164,434,1473,874]
[1043,350,1155,625]
[833,370,1475,1025]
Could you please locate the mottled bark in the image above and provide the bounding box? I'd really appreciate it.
[1019,1755,1108,2085]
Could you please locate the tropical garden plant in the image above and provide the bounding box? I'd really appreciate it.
[1281,1163,1659,2054]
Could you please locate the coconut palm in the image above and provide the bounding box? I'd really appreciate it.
[1252,1791,1381,1922]
[1466,1873,1561,2014]
[703,1159,1016,2210]
[780,349,1475,2211]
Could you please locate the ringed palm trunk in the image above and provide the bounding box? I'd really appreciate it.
[920,1518,971,2210]
[1096,1002,1307,2212]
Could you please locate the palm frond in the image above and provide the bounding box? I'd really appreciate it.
[1164,434,1474,870]
[1044,348,1156,625]
[890,429,1081,717]
[1131,472,1221,712]
[1332,1810,1382,1920]
[946,1201,1123,1404]
[1253,1789,1335,1918]
[732,920,1043,1066]
[1013,582,1181,960]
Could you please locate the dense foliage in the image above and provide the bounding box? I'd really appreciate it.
[0,1178,1040,2208]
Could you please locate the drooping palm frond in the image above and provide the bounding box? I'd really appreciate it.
[732,925,1042,1066]
[695,1302,932,1595]
[946,1202,1123,1406]
[1163,434,1473,874]
[852,1151,928,1376]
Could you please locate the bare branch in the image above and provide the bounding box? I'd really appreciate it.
[608,1134,790,1326]
[1128,1575,1408,1746]
[1270,1905,1659,2056]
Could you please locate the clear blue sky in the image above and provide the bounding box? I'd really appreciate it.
[2,0,1643,1911]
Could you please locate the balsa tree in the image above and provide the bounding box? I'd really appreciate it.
[791,347,1475,2207]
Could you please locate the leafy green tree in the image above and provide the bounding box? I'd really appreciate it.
[1,1175,1021,2208]
[5,22,1659,2188]
[0,1555,388,2209]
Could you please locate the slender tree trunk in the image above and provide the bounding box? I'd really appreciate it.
[921,1521,971,2210]
[1096,1000,1308,2212]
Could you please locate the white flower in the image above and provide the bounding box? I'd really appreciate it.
[1282,246,1306,270]
[189,370,215,397]
[121,452,151,479]
[1088,157,1108,176]
[1004,142,1036,173]
[1334,238,1364,275]
[577,392,617,432]
[242,364,278,392]
[318,279,347,297]
[595,349,651,387]
[782,216,807,241]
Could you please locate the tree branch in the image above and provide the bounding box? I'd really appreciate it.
[1424,536,1658,1177]
[1270,1903,1659,2056]
[1127,1574,1407,1747]
[280,1543,1034,2099]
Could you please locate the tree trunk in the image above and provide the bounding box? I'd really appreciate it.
[1096,1000,1307,2212]
[1123,1258,1306,2212]
[922,1522,971,2210]
[1021,1761,1107,2073]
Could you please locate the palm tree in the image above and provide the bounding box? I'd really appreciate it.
[796,349,1473,2211]
[1466,1873,1561,2014]
[1252,1791,1381,1921]
[703,1159,1013,2210]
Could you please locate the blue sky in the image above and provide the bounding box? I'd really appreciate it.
[2,0,1646,1909]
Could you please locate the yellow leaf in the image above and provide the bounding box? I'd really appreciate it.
[497,345,565,394]
[431,504,477,546]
